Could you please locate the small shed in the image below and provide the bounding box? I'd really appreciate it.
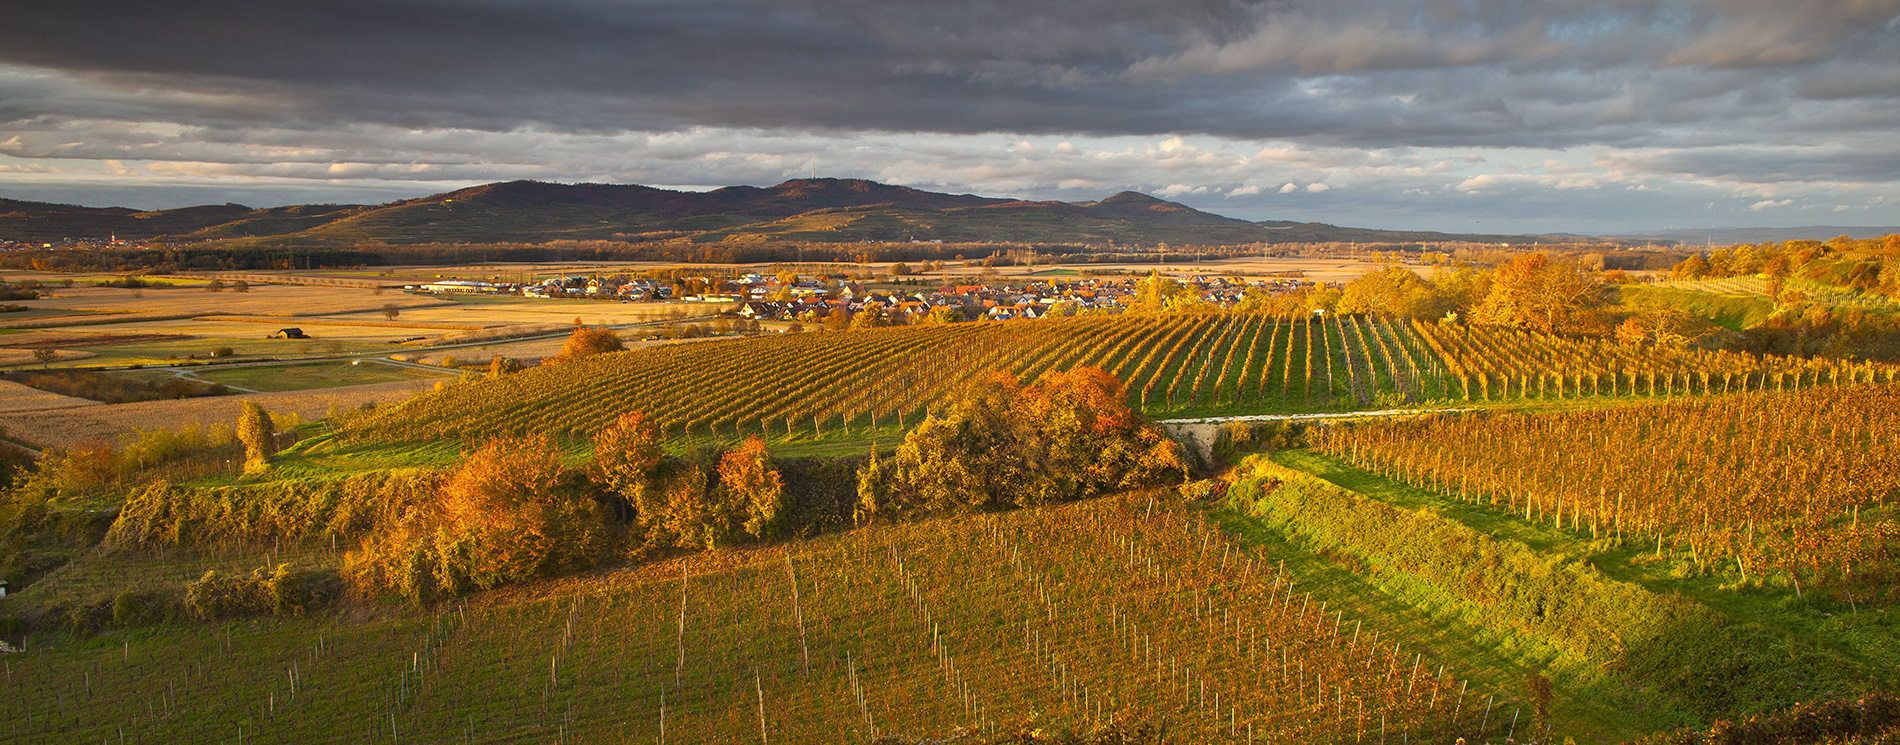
[272,328,307,339]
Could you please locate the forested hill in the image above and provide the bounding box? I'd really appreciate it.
[0,178,1549,247]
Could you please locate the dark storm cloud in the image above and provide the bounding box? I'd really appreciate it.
[1,0,1894,148]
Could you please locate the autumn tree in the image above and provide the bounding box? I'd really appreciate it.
[854,451,887,526]
[874,367,1186,514]
[431,434,602,594]
[825,306,852,331]
[552,326,624,362]
[237,400,275,472]
[717,436,783,540]
[382,303,401,321]
[1132,270,1189,313]
[589,411,664,506]
[1471,252,1606,334]
[1671,254,1712,280]
[850,304,887,329]
[488,356,522,376]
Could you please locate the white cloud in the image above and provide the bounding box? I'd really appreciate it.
[1749,199,1794,211]
[1279,182,1299,193]
[1306,182,1331,192]
[1228,185,1260,197]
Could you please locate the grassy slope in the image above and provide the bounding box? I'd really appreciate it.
[1615,286,1776,331]
[1262,449,1900,735]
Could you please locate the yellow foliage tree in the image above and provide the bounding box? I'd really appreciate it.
[237,400,275,472]
[1472,252,1606,334]
[718,436,783,540]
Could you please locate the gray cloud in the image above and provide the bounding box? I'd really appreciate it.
[0,0,1895,231]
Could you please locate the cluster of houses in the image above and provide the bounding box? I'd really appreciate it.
[409,272,1317,322]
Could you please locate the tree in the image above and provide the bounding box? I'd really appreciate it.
[206,279,226,292]
[1132,271,1188,313]
[31,348,56,368]
[889,262,912,276]
[1671,254,1712,280]
[875,367,1186,514]
[855,451,887,526]
[589,411,664,505]
[850,304,887,329]
[718,436,783,540]
[382,303,401,321]
[929,305,963,325]
[488,356,522,376]
[1471,252,1605,334]
[552,326,624,362]
[237,400,275,472]
[825,306,852,331]
[231,280,249,293]
[432,434,602,593]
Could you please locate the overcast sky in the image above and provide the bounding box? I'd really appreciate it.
[1,0,1896,233]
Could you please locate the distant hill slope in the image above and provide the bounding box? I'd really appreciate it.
[1,178,1554,247]
[1610,226,1900,245]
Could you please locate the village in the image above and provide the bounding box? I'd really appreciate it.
[411,268,1320,324]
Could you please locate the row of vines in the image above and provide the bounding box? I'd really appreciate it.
[1312,384,1900,587]
[340,314,1898,444]
[1,491,1523,743]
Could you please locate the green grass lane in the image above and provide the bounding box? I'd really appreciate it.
[1269,448,1900,731]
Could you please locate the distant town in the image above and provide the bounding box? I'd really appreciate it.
[410,270,1319,323]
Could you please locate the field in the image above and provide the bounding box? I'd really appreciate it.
[0,379,440,451]
[338,312,1894,446]
[0,272,724,371]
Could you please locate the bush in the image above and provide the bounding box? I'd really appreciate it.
[107,471,437,549]
[210,346,235,358]
[185,565,340,620]
[184,569,271,620]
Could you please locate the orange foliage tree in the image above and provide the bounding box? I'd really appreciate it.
[868,366,1186,514]
[347,434,604,600]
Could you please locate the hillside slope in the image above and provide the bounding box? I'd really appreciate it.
[0,178,1554,247]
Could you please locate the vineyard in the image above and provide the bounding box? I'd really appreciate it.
[0,490,1523,744]
[1311,384,1900,589]
[338,313,1897,444]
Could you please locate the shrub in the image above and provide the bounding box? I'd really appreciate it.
[184,569,271,620]
[210,346,235,358]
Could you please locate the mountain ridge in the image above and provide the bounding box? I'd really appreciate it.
[0,178,1572,247]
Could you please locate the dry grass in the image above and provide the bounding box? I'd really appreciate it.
[0,282,452,320]
[0,349,96,367]
[0,378,437,450]
[0,379,101,413]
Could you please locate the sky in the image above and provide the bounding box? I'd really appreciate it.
[0,0,1897,234]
